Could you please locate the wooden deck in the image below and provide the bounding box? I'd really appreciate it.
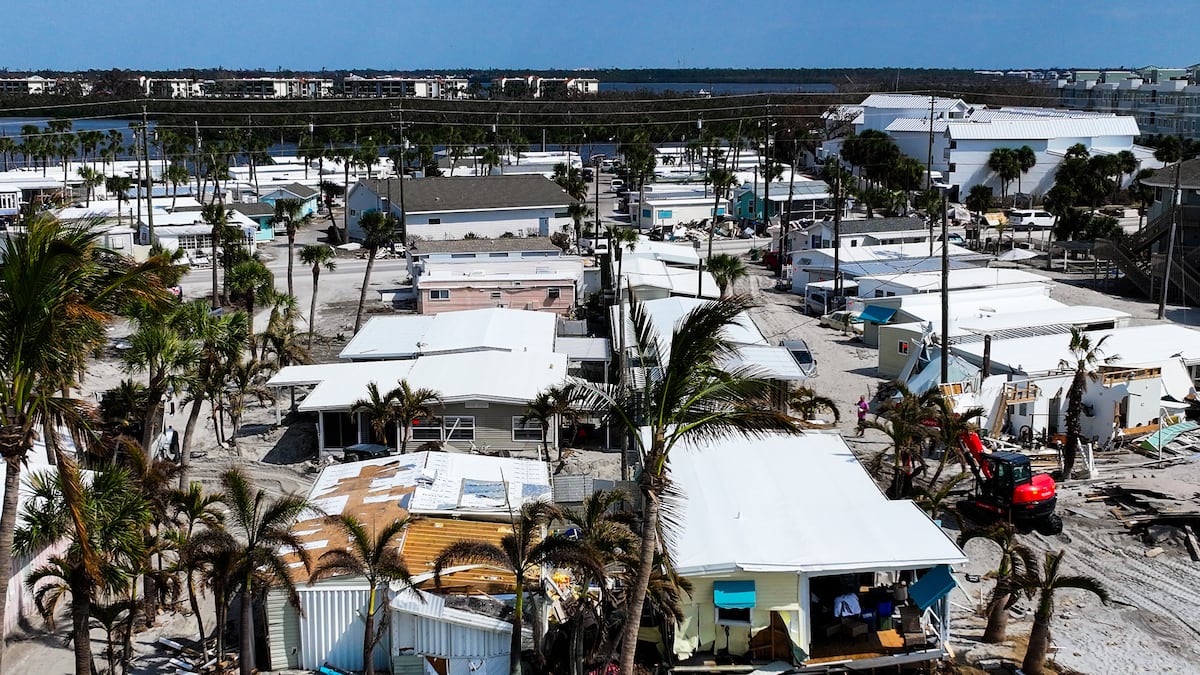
[805,629,905,664]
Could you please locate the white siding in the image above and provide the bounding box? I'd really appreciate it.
[297,585,391,672]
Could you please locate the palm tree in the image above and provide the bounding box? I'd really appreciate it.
[0,136,15,171]
[170,482,224,654]
[353,210,399,334]
[123,312,201,459]
[956,523,1038,644]
[521,383,578,464]
[393,380,442,453]
[171,301,248,487]
[1016,550,1110,675]
[434,501,603,675]
[187,525,240,666]
[987,148,1020,201]
[574,295,808,675]
[567,202,592,254]
[788,386,840,424]
[311,515,417,675]
[700,167,737,297]
[299,243,337,350]
[89,598,134,675]
[165,162,190,209]
[352,381,403,447]
[217,468,314,675]
[706,253,747,295]
[0,217,169,671]
[228,259,274,358]
[864,381,943,498]
[271,197,308,297]
[260,292,309,371]
[77,166,104,207]
[925,399,986,488]
[201,202,231,307]
[225,356,275,444]
[15,466,151,675]
[1014,145,1037,198]
[333,146,357,242]
[105,175,134,226]
[1058,328,1117,478]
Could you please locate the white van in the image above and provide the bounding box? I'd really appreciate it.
[1007,209,1055,231]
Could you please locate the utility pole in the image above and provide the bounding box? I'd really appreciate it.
[926,93,936,257]
[1158,159,1183,319]
[142,106,155,245]
[833,161,843,302]
[396,102,408,247]
[194,121,202,200]
[940,190,950,384]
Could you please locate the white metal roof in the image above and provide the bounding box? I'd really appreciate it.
[340,309,556,360]
[885,118,949,133]
[882,286,1063,323]
[947,116,1139,140]
[269,351,569,410]
[628,239,701,266]
[952,324,1200,375]
[622,256,720,298]
[421,257,584,283]
[795,242,978,265]
[663,431,966,576]
[554,336,611,362]
[722,344,808,381]
[391,589,512,633]
[956,305,1131,333]
[861,94,966,111]
[855,267,1050,293]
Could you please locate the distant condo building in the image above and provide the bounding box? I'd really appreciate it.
[204,77,335,99]
[491,75,599,98]
[342,74,469,98]
[1056,64,1200,140]
[139,77,203,98]
[0,75,91,96]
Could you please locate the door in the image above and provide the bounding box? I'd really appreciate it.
[538,217,550,236]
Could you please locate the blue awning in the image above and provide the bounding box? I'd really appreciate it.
[909,565,955,612]
[859,305,897,324]
[713,580,756,609]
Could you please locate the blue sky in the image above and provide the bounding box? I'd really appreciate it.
[2,0,1194,71]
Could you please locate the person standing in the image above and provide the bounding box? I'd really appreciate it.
[856,395,870,436]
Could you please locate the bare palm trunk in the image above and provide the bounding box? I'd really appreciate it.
[70,573,95,675]
[983,591,1009,643]
[363,588,377,675]
[619,474,660,675]
[239,586,254,675]
[306,268,321,350]
[1022,616,1052,675]
[286,232,295,297]
[187,570,208,660]
[211,230,219,309]
[353,251,377,334]
[510,579,524,675]
[179,396,205,489]
[0,454,23,671]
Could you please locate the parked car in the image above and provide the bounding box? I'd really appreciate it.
[343,443,392,463]
[1006,209,1055,231]
[781,339,817,377]
[819,310,864,335]
[610,178,625,192]
[937,232,966,245]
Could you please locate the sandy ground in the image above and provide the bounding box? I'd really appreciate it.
[10,195,1200,673]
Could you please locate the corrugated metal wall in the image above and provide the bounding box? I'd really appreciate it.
[297,585,391,672]
[265,589,301,670]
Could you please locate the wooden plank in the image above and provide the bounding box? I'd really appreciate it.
[1185,526,1200,562]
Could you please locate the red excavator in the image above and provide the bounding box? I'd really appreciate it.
[957,431,1062,535]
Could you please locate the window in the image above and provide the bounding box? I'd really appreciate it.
[429,289,450,300]
[444,416,475,441]
[491,291,502,299]
[948,162,956,172]
[898,340,909,355]
[428,217,441,225]
[715,607,752,625]
[322,412,359,448]
[874,290,885,298]
[513,416,545,442]
[547,287,561,300]
[411,416,443,441]
[642,209,652,219]
[554,211,570,219]
[657,210,673,218]
[349,209,357,216]
[489,252,509,258]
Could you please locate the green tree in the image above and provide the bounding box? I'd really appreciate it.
[227,259,273,358]
[353,210,399,334]
[1131,168,1156,228]
[15,466,151,675]
[260,292,310,371]
[0,217,168,671]
[701,167,738,296]
[1058,328,1117,478]
[76,166,104,207]
[393,380,442,453]
[352,381,403,446]
[1015,145,1037,197]
[217,468,314,675]
[434,501,603,675]
[104,175,134,226]
[184,527,239,665]
[1017,550,1110,675]
[706,253,747,295]
[925,399,985,487]
[567,202,592,254]
[521,383,579,464]
[788,386,840,424]
[865,381,942,498]
[169,481,224,657]
[957,523,1037,644]
[271,197,309,297]
[123,311,200,459]
[164,162,190,209]
[224,356,275,444]
[575,296,808,675]
[965,184,993,218]
[987,148,1020,200]
[311,515,417,675]
[299,243,337,350]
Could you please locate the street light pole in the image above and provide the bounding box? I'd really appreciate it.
[941,190,950,385]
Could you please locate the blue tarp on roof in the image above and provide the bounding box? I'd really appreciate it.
[713,580,756,609]
[909,565,955,612]
[859,305,898,324]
